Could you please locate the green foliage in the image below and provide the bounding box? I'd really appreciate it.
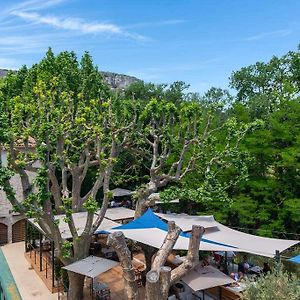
[83,196,98,213]
[61,240,73,259]
[243,266,300,300]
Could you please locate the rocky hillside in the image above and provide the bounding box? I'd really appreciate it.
[101,71,140,90]
[0,69,140,90]
[0,69,9,78]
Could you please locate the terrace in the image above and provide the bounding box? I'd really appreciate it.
[22,207,299,300]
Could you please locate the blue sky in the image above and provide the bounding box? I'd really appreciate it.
[0,0,300,93]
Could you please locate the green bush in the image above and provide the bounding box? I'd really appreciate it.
[243,266,300,300]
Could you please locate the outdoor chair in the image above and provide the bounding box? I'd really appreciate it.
[134,269,143,287]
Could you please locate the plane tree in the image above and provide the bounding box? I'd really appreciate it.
[0,49,135,299]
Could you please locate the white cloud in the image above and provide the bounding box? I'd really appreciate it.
[244,29,292,41]
[7,0,66,13]
[12,11,147,41]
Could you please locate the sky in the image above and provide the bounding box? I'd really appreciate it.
[0,0,300,93]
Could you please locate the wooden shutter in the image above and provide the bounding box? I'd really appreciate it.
[0,223,8,245]
[12,219,25,243]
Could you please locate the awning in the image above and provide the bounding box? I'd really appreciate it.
[111,188,133,197]
[157,212,299,258]
[104,207,135,221]
[288,254,300,264]
[155,199,180,204]
[62,256,118,278]
[204,221,299,258]
[157,213,218,231]
[110,209,237,251]
[182,264,235,291]
[111,227,237,251]
[28,213,119,239]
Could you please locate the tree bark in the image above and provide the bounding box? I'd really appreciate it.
[152,221,181,270]
[159,266,171,299]
[170,225,204,285]
[107,232,138,300]
[146,270,160,300]
[67,271,85,300]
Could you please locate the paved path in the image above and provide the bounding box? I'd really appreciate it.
[1,242,57,300]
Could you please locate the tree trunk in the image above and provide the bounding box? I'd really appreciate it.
[138,243,157,274]
[107,232,139,300]
[146,270,160,300]
[67,271,85,300]
[134,198,148,219]
[159,266,171,299]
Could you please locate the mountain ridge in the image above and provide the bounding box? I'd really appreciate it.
[0,69,140,90]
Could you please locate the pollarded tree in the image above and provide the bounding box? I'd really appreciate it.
[107,223,204,300]
[0,49,135,299]
[126,97,260,277]
[133,98,259,218]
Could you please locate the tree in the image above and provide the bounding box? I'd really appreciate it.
[230,47,300,119]
[107,223,204,300]
[243,266,300,300]
[0,49,135,299]
[132,95,259,216]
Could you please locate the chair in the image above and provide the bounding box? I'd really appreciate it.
[134,269,143,287]
[96,287,111,300]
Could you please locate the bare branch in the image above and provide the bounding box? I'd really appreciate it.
[170,225,204,285]
[152,221,181,270]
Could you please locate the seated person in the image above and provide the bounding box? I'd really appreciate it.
[229,273,240,286]
[262,262,271,274]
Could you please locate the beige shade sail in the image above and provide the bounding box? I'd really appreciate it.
[156,213,218,231]
[110,228,237,252]
[104,207,135,221]
[182,264,235,291]
[110,188,133,197]
[203,222,299,258]
[62,256,118,278]
[157,213,299,257]
[28,212,119,239]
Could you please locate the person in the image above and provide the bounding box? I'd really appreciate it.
[213,252,222,266]
[226,251,236,264]
[262,262,271,274]
[230,271,245,282]
[238,255,250,273]
[229,272,242,287]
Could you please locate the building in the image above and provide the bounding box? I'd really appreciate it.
[0,140,37,245]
